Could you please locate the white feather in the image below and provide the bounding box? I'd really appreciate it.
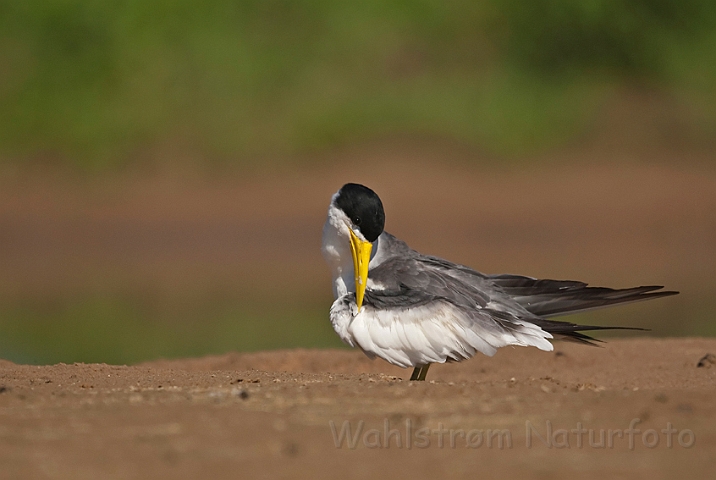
[330,296,553,368]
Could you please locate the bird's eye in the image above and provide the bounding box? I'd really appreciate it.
[354,216,361,225]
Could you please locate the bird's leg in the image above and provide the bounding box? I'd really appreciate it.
[417,363,431,381]
[409,364,431,381]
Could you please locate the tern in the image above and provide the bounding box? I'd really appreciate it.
[322,183,678,381]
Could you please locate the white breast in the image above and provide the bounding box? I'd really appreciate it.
[330,297,553,369]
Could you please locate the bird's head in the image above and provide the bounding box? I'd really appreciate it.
[324,183,385,310]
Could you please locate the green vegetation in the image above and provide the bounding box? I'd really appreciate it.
[1,1,715,169]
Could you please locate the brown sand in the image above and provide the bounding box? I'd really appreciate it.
[1,338,715,479]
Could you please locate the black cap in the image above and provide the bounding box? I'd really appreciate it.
[334,183,385,242]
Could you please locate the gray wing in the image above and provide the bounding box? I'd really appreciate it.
[487,274,678,318]
[364,253,535,327]
[364,255,487,310]
[361,253,554,359]
[370,232,678,318]
[364,237,677,346]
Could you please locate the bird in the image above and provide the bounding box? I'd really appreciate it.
[321,183,678,381]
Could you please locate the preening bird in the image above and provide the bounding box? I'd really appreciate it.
[321,183,678,381]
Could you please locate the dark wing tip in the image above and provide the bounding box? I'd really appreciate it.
[540,322,650,347]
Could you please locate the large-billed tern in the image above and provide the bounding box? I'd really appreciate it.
[322,183,678,381]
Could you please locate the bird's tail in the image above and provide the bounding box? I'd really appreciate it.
[530,319,646,346]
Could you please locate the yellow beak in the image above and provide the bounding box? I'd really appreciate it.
[348,229,372,311]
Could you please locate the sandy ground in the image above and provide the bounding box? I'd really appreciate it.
[1,338,715,479]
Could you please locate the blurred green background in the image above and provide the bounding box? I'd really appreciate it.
[0,1,714,365]
[2,0,716,167]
